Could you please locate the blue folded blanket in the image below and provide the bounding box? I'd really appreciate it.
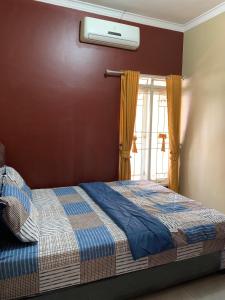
[80,182,174,260]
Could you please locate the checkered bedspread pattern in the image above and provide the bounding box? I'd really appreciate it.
[1,180,225,300]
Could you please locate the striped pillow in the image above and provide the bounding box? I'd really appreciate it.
[0,204,17,245]
[0,176,39,243]
[0,168,4,197]
[5,166,32,200]
[0,166,5,177]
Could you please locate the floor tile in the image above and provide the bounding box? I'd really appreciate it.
[184,273,225,300]
[132,273,225,300]
[136,285,194,300]
[139,287,195,300]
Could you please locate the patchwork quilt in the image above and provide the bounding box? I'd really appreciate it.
[1,180,225,300]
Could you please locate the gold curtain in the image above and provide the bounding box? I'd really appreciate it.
[166,75,182,192]
[119,70,140,180]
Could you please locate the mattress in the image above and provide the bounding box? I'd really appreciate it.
[1,180,225,300]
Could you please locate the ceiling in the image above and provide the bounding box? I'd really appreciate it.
[80,0,224,24]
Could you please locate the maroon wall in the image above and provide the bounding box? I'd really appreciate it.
[0,0,183,188]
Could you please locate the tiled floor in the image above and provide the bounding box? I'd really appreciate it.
[133,273,225,300]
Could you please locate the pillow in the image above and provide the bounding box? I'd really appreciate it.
[0,168,4,196]
[0,166,6,177]
[5,166,32,200]
[0,167,5,202]
[0,176,39,243]
[0,203,18,245]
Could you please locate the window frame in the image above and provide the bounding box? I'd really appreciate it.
[131,75,168,184]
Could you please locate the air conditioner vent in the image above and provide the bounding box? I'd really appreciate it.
[80,17,140,51]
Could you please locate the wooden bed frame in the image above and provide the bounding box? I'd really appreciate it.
[0,143,223,299]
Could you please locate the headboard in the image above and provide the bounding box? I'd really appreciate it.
[0,143,5,167]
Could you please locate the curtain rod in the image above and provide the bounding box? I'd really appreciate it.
[105,69,166,80]
[105,69,184,80]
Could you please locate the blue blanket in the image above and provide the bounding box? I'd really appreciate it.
[80,182,174,260]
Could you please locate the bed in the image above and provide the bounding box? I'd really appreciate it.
[0,145,225,300]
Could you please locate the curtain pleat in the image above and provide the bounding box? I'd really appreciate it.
[166,75,182,192]
[119,70,140,180]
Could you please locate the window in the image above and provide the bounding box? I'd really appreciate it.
[131,75,169,184]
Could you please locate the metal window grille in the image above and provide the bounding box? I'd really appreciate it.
[131,76,169,184]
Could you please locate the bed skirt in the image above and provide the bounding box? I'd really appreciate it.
[30,252,221,300]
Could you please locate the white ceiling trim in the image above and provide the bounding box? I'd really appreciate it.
[36,0,225,32]
[184,2,225,31]
[35,0,184,32]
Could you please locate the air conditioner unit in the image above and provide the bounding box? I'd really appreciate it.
[80,17,140,50]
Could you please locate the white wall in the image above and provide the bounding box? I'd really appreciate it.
[180,13,225,213]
